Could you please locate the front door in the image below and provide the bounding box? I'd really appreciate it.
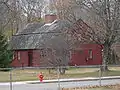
[28,51,33,66]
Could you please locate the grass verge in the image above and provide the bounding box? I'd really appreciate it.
[0,67,120,82]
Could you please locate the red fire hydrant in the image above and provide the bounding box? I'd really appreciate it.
[38,72,44,82]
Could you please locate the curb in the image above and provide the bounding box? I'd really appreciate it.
[0,76,120,85]
[28,76,120,84]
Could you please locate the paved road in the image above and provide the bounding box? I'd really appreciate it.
[0,79,120,90]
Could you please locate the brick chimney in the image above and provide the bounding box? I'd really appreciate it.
[44,14,57,23]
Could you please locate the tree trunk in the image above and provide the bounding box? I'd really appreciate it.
[48,69,51,74]
[100,65,108,71]
[101,45,111,71]
[57,67,66,75]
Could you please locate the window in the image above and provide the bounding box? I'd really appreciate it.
[13,52,15,59]
[18,52,21,61]
[13,52,18,60]
[86,49,93,61]
[40,49,47,57]
[88,49,93,59]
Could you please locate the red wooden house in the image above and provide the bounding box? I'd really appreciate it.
[69,44,102,66]
[11,15,102,67]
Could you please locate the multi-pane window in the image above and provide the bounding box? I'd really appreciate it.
[40,49,47,57]
[18,52,21,61]
[88,49,93,59]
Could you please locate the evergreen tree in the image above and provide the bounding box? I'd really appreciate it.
[0,32,13,68]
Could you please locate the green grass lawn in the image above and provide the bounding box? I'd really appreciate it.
[0,67,120,82]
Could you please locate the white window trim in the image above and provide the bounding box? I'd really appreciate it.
[18,52,21,61]
[89,49,93,59]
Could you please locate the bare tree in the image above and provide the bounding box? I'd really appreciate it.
[0,0,25,37]
[51,0,120,71]
[46,48,69,74]
[66,0,120,71]
[51,0,78,23]
[18,0,46,23]
[0,0,46,40]
[39,33,70,74]
[0,0,11,31]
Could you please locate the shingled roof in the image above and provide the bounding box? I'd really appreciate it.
[11,20,71,50]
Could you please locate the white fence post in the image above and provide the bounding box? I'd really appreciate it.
[9,69,13,90]
[57,66,60,90]
[99,65,102,86]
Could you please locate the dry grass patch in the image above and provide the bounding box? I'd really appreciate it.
[61,84,120,90]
